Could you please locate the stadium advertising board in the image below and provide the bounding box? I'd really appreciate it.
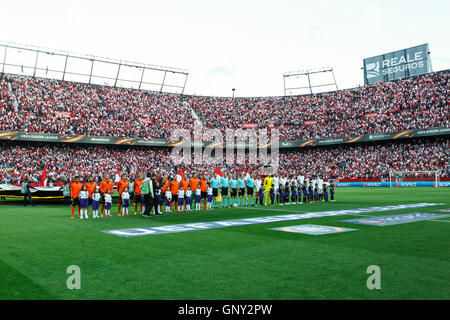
[364,44,431,85]
[0,126,448,149]
[335,181,450,188]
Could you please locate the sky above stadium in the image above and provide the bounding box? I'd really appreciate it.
[1,0,449,97]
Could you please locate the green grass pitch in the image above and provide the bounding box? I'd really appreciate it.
[0,187,449,300]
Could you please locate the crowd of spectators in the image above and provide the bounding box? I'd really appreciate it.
[189,71,449,141]
[0,70,448,141]
[0,74,194,139]
[0,138,447,184]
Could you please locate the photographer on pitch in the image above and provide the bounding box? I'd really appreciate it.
[141,172,154,217]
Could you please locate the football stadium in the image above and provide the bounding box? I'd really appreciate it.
[0,0,449,308]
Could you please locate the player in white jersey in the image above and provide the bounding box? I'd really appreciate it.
[154,188,162,215]
[185,188,192,212]
[79,186,89,219]
[165,190,172,213]
[297,174,305,187]
[273,175,280,204]
[318,175,324,201]
[280,176,288,188]
[255,178,262,206]
[207,185,213,210]
[121,189,130,216]
[104,191,112,217]
[178,188,185,212]
[195,187,202,210]
[91,187,101,218]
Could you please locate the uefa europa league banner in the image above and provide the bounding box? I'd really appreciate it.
[0,127,449,149]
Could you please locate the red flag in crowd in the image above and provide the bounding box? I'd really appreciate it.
[214,166,223,177]
[114,168,120,185]
[39,165,47,187]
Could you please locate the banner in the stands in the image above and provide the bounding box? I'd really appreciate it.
[0,184,64,198]
[0,127,448,149]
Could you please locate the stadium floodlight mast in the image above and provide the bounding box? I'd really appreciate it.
[283,67,338,96]
[0,40,189,94]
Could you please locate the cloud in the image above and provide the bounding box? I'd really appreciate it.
[208,65,235,76]
[365,5,382,31]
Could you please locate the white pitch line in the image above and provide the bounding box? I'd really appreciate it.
[243,207,376,216]
[243,207,306,213]
[427,219,450,223]
[348,214,374,217]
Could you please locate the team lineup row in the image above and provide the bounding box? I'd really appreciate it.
[67,172,336,219]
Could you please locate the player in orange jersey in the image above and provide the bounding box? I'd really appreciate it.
[99,174,114,217]
[189,173,199,209]
[85,176,97,216]
[199,175,208,210]
[70,176,83,219]
[161,175,169,213]
[86,176,97,198]
[117,174,129,216]
[133,173,143,215]
[170,177,180,212]
[180,174,189,209]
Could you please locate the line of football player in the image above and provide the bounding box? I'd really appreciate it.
[68,172,336,219]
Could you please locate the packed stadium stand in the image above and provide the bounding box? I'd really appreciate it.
[0,69,448,184]
[0,70,448,141]
[0,137,447,184]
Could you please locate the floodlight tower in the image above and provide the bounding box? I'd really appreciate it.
[0,41,189,94]
[283,67,338,96]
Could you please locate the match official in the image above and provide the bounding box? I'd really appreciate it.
[142,172,154,217]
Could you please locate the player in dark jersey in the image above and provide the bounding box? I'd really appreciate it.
[302,184,308,203]
[278,185,284,205]
[270,186,275,205]
[308,185,313,202]
[323,185,329,202]
[330,181,335,202]
[291,182,297,204]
